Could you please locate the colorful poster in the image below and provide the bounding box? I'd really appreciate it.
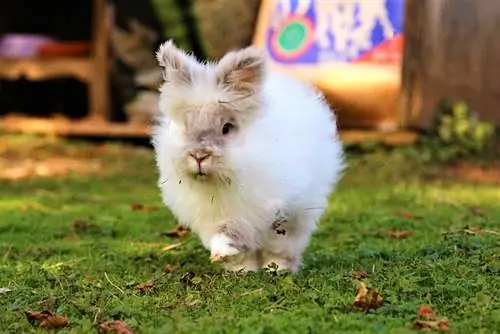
[266,0,405,65]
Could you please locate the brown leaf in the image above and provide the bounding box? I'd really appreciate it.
[131,203,158,212]
[442,226,500,236]
[412,304,451,331]
[352,270,368,279]
[98,320,133,334]
[164,264,174,273]
[394,210,421,220]
[352,282,383,310]
[25,310,68,329]
[160,226,191,238]
[416,304,435,320]
[388,229,411,239]
[134,281,155,292]
[412,319,450,331]
[72,219,101,233]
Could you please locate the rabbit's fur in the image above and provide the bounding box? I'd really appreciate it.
[151,40,344,272]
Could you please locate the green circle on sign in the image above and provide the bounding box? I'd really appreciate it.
[278,21,307,52]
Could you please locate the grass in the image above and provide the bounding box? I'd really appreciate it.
[1,134,499,333]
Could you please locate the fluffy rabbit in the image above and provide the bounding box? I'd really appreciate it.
[151,40,344,272]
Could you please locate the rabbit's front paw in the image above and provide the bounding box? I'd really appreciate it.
[209,233,241,263]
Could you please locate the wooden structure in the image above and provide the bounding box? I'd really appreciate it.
[0,0,149,136]
[9,0,499,144]
[401,0,500,129]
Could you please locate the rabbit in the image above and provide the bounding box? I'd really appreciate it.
[151,40,345,272]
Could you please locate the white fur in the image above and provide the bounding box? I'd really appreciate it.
[151,45,345,272]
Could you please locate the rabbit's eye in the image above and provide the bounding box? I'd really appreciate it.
[222,122,235,135]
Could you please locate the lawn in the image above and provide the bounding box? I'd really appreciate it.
[0,134,499,333]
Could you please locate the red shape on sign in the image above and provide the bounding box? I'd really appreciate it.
[352,34,404,65]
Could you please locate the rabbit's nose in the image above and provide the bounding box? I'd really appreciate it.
[189,150,211,164]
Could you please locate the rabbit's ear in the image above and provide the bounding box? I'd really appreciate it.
[216,46,265,93]
[156,40,197,84]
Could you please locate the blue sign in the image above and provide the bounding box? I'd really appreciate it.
[265,0,405,64]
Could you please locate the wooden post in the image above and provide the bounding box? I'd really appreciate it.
[401,0,500,130]
[88,0,111,122]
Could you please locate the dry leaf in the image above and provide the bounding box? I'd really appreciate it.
[98,320,133,334]
[134,281,155,292]
[164,264,174,273]
[443,226,500,236]
[131,203,158,212]
[388,229,411,239]
[352,270,368,279]
[160,226,191,238]
[417,304,435,319]
[72,219,101,233]
[412,304,451,331]
[394,210,421,220]
[352,282,383,310]
[25,310,68,329]
[412,319,450,331]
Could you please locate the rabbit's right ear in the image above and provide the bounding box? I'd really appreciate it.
[156,40,197,85]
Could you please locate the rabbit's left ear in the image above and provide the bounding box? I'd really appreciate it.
[216,46,265,94]
[156,40,198,85]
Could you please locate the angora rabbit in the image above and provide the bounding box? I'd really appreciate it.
[151,40,344,272]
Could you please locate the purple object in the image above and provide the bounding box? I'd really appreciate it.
[0,34,56,58]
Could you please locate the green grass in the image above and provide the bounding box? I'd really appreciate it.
[1,135,499,333]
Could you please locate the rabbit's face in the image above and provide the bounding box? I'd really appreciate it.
[156,40,265,183]
[175,102,242,182]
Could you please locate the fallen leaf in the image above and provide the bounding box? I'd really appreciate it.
[98,320,133,333]
[72,219,101,233]
[352,270,368,279]
[131,203,158,212]
[180,271,196,284]
[160,226,191,238]
[442,226,500,236]
[412,319,450,331]
[352,282,383,310]
[388,229,411,239]
[394,210,421,220]
[25,310,68,329]
[134,281,155,292]
[417,304,435,319]
[412,304,451,331]
[0,287,11,294]
[164,264,174,273]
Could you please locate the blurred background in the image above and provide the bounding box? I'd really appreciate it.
[0,0,498,148]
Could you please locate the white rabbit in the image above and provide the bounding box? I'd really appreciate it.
[151,40,345,272]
